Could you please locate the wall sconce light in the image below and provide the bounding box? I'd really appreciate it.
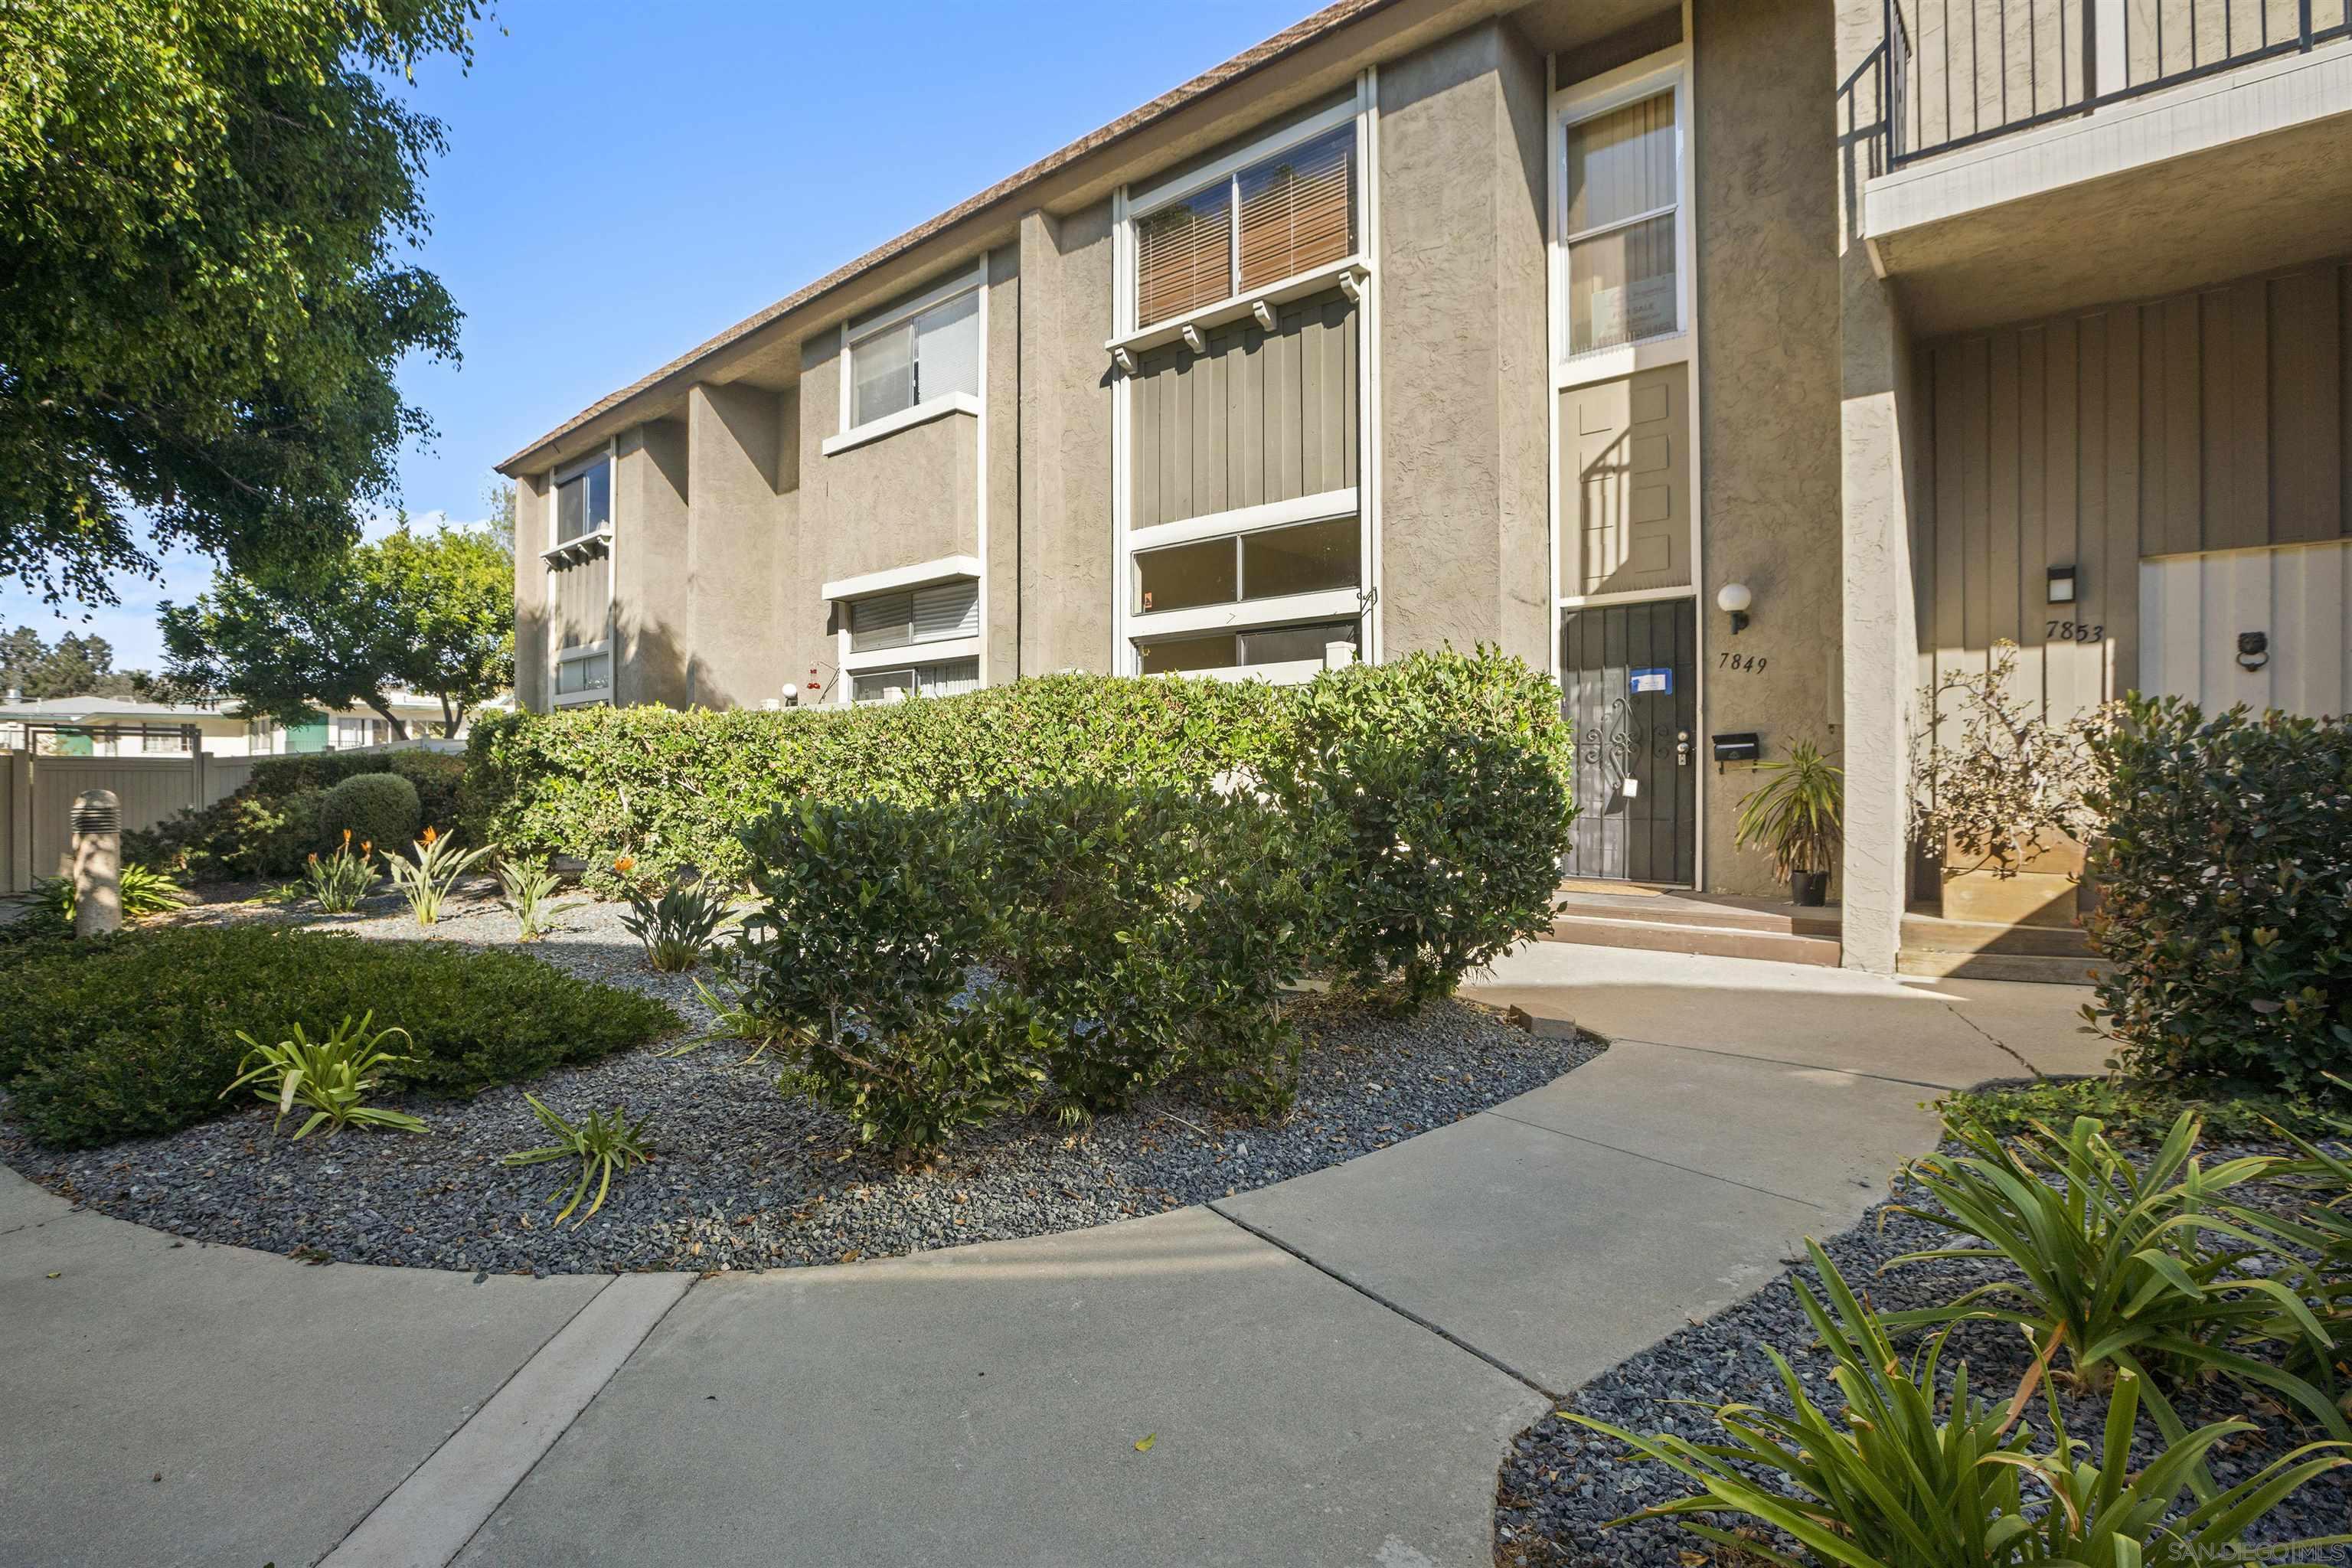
[1717,582,1753,635]
[2236,631,2269,671]
[2047,564,2077,604]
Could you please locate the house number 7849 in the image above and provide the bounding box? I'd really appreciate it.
[1717,652,1769,673]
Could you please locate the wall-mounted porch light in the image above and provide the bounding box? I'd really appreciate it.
[1716,582,1753,635]
[2047,564,2078,604]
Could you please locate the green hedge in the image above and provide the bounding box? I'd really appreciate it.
[131,749,467,880]
[0,925,680,1148]
[2085,695,2350,1096]
[466,648,1570,886]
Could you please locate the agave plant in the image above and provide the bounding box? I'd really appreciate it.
[617,865,735,973]
[1881,1110,2345,1446]
[1570,1240,2352,1568]
[384,825,493,927]
[218,1011,426,1140]
[303,830,378,913]
[496,854,580,942]
[502,1095,655,1226]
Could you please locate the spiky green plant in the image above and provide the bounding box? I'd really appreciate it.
[502,1095,655,1225]
[2229,1076,2352,1418]
[495,854,580,942]
[1569,1240,2352,1568]
[218,1011,426,1140]
[384,825,492,926]
[618,872,733,973]
[1882,1111,2345,1446]
[303,831,377,913]
[18,863,191,926]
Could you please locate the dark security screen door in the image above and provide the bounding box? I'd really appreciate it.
[1560,599,1697,884]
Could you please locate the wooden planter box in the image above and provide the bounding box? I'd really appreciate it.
[1941,831,2085,929]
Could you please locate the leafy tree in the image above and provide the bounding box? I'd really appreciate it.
[0,0,486,607]
[484,480,518,559]
[158,526,513,737]
[0,626,148,700]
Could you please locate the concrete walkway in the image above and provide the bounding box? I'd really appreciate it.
[0,946,2106,1568]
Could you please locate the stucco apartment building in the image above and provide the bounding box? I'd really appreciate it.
[500,0,2352,975]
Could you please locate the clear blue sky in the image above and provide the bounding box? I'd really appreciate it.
[4,0,1308,671]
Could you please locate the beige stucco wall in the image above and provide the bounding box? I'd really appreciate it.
[1377,19,1553,668]
[1691,0,1845,899]
[985,243,1021,681]
[686,383,788,709]
[511,471,549,713]
[613,420,691,709]
[1836,0,1923,972]
[1015,204,1118,675]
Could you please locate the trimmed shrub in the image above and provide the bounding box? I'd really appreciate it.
[2085,695,2350,1096]
[130,749,465,880]
[465,647,1570,887]
[972,781,1313,1122]
[727,798,1040,1151]
[1299,729,1574,1011]
[319,772,421,858]
[0,925,679,1148]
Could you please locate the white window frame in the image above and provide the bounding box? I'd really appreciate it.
[1109,95,1370,351]
[544,440,618,708]
[1111,74,1381,681]
[848,655,981,707]
[1551,51,1693,389]
[828,262,985,454]
[828,569,983,704]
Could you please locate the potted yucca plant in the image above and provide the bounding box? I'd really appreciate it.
[1732,738,1842,906]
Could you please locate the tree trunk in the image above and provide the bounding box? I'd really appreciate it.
[367,699,410,742]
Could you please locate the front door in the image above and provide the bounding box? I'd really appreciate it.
[1560,599,1697,884]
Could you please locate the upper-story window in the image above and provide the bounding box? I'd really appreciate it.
[1560,87,1681,358]
[553,456,611,544]
[1133,121,1357,329]
[844,272,982,430]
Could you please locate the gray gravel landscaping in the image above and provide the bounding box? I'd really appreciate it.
[1494,1138,2352,1568]
[1,884,1602,1275]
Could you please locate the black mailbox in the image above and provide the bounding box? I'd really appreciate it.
[1711,732,1761,764]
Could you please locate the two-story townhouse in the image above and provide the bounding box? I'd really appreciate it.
[500,0,2351,975]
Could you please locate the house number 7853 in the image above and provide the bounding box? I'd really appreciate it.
[2045,621,2104,643]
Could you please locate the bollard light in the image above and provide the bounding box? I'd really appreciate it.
[70,789,122,939]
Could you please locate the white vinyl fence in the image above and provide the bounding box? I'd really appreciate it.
[0,739,462,893]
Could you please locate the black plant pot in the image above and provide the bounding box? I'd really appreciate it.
[1790,870,1830,907]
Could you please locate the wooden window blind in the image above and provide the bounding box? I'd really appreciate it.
[1237,126,1354,293]
[1135,184,1231,329]
[1133,121,1358,329]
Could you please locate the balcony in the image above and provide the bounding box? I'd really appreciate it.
[1862,0,2352,332]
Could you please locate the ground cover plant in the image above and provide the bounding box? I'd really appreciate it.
[503,1095,655,1226]
[1883,1110,2347,1444]
[2085,695,2350,1096]
[220,1013,426,1140]
[0,925,678,1147]
[1570,1241,2350,1568]
[1943,1076,2347,1148]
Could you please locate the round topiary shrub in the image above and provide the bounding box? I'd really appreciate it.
[318,773,422,859]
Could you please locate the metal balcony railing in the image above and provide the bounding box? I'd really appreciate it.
[1885,0,2351,166]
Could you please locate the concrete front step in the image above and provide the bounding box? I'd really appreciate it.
[1901,912,2095,958]
[1545,913,1842,967]
[1896,947,2110,985]
[1553,894,1841,939]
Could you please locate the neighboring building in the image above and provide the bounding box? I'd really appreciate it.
[499,0,2352,972]
[0,693,500,757]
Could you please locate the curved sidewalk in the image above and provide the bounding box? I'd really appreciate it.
[0,946,2105,1568]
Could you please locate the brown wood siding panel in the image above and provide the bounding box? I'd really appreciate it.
[1129,290,1356,530]
[1918,260,2351,722]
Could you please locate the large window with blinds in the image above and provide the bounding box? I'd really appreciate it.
[844,272,982,431]
[847,578,980,655]
[553,457,611,544]
[1132,122,1357,329]
[1560,87,1681,357]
